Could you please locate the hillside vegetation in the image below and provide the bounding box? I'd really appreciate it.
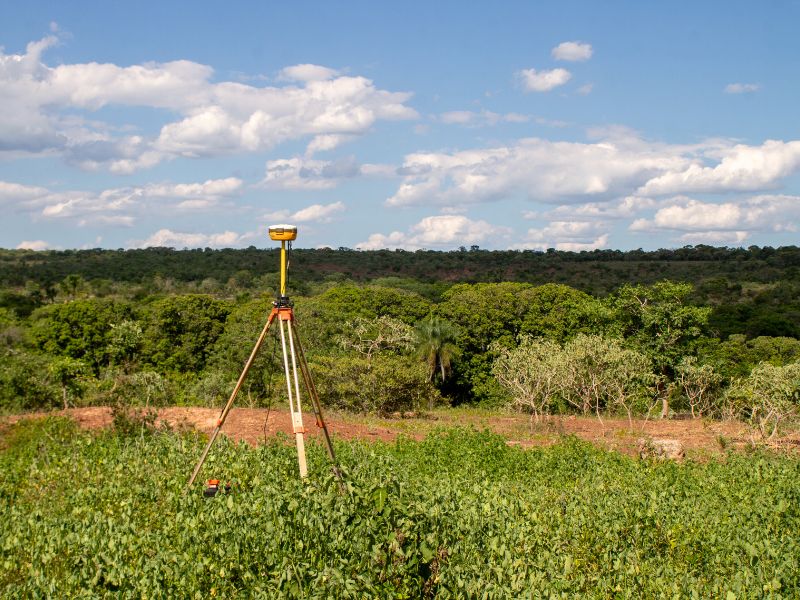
[1,246,798,439]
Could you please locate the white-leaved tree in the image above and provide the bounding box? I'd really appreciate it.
[492,334,653,429]
[491,337,562,427]
[675,357,722,418]
[560,334,652,428]
[727,362,800,440]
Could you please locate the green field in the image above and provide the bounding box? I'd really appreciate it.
[2,417,798,598]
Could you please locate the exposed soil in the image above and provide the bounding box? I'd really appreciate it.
[2,406,776,458]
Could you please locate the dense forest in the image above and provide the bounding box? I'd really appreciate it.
[1,245,799,438]
[3,245,800,292]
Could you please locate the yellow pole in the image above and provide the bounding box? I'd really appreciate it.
[280,240,287,296]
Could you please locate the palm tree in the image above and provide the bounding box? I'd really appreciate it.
[414,316,461,409]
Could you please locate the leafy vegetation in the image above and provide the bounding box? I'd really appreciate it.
[1,247,798,597]
[0,245,798,438]
[727,363,800,440]
[2,419,798,597]
[493,335,653,427]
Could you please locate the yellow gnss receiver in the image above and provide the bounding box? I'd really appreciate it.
[268,224,298,242]
[268,224,297,298]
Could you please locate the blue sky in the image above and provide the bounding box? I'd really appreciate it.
[1,0,799,251]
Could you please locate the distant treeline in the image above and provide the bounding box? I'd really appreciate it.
[2,245,799,342]
[2,244,799,294]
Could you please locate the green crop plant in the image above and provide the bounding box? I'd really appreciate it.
[2,418,799,597]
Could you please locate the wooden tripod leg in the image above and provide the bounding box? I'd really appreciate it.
[290,322,344,485]
[185,312,275,491]
[280,316,308,478]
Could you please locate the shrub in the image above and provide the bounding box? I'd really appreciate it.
[492,334,654,426]
[492,337,562,424]
[0,349,60,410]
[97,370,171,408]
[726,361,800,440]
[311,354,440,414]
[674,357,724,418]
[110,404,161,437]
[190,370,238,407]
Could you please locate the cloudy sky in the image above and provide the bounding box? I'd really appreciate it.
[2,1,799,251]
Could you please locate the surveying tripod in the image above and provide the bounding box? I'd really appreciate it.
[186,225,342,491]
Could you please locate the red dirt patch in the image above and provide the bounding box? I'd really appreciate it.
[1,406,767,457]
[2,407,407,446]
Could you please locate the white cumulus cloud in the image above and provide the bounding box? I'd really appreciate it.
[305,134,353,156]
[264,201,345,224]
[638,140,800,196]
[557,235,609,252]
[649,199,742,230]
[518,68,572,92]
[292,201,345,222]
[0,35,417,171]
[0,181,49,203]
[386,135,690,207]
[724,83,760,94]
[16,240,51,250]
[134,228,251,249]
[512,220,609,251]
[277,64,339,82]
[0,176,243,227]
[629,195,800,240]
[147,177,243,199]
[386,135,800,209]
[439,110,530,127]
[552,41,593,62]
[358,215,511,250]
[543,196,659,221]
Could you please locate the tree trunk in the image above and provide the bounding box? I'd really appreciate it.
[660,394,669,419]
[658,377,670,419]
[595,401,605,432]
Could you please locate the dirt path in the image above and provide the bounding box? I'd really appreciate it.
[2,406,762,457]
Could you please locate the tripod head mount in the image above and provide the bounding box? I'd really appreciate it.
[273,295,293,308]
